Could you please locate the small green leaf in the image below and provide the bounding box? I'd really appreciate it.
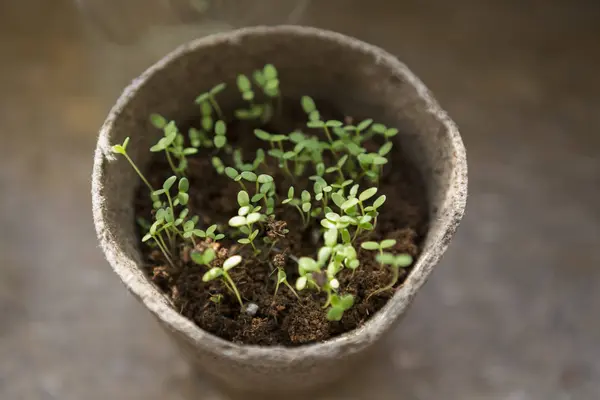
[395,254,413,268]
[111,144,125,154]
[376,252,396,265]
[301,96,316,113]
[200,100,212,116]
[307,120,325,128]
[320,219,336,229]
[309,110,321,122]
[238,205,250,216]
[223,255,242,271]
[331,192,345,208]
[194,229,206,238]
[238,238,251,244]
[163,176,177,191]
[301,190,311,203]
[195,93,209,104]
[349,184,359,198]
[237,190,250,206]
[371,123,387,133]
[177,192,189,205]
[326,120,343,128]
[385,128,399,138]
[277,269,287,283]
[253,70,266,86]
[336,154,349,168]
[142,233,152,242]
[327,306,344,321]
[287,186,295,199]
[302,202,311,213]
[229,216,247,227]
[257,174,273,184]
[206,225,217,236]
[254,129,271,141]
[240,171,257,182]
[360,222,374,230]
[381,239,397,249]
[372,155,388,165]
[341,229,351,243]
[237,74,251,91]
[214,135,227,148]
[251,193,264,203]
[299,258,319,273]
[296,276,308,290]
[215,120,226,135]
[339,294,354,310]
[324,228,338,247]
[202,267,223,282]
[361,242,379,250]
[225,167,239,179]
[246,212,261,225]
[150,113,167,129]
[357,119,373,132]
[318,247,332,265]
[210,82,226,95]
[242,91,254,101]
[378,141,393,156]
[202,115,213,131]
[289,131,305,143]
[178,177,189,192]
[373,195,387,209]
[183,220,195,232]
[263,64,278,80]
[348,259,360,270]
[359,187,378,202]
[341,198,359,211]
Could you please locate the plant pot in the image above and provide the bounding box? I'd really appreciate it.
[92,25,467,396]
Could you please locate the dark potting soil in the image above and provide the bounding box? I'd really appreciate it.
[134,99,429,346]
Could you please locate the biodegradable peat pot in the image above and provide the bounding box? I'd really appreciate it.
[92,25,467,395]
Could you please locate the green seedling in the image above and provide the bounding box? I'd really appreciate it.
[273,268,299,299]
[326,294,355,321]
[201,255,244,308]
[229,190,264,254]
[149,119,181,176]
[195,82,226,120]
[111,137,154,192]
[361,239,397,261]
[213,120,227,149]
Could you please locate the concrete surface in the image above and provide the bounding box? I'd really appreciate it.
[1,0,599,399]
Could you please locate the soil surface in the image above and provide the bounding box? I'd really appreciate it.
[134,99,429,346]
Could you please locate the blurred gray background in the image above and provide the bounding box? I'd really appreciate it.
[1,0,599,399]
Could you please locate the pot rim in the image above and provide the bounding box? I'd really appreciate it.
[92,24,467,361]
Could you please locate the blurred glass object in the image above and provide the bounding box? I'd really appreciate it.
[75,0,311,44]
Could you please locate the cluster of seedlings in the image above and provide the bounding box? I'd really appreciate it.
[112,64,418,340]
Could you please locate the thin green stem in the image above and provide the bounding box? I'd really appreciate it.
[284,281,300,299]
[156,232,172,257]
[209,97,223,120]
[294,205,307,226]
[165,150,179,176]
[123,152,154,192]
[154,236,175,268]
[322,289,333,309]
[352,227,362,242]
[223,271,243,308]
